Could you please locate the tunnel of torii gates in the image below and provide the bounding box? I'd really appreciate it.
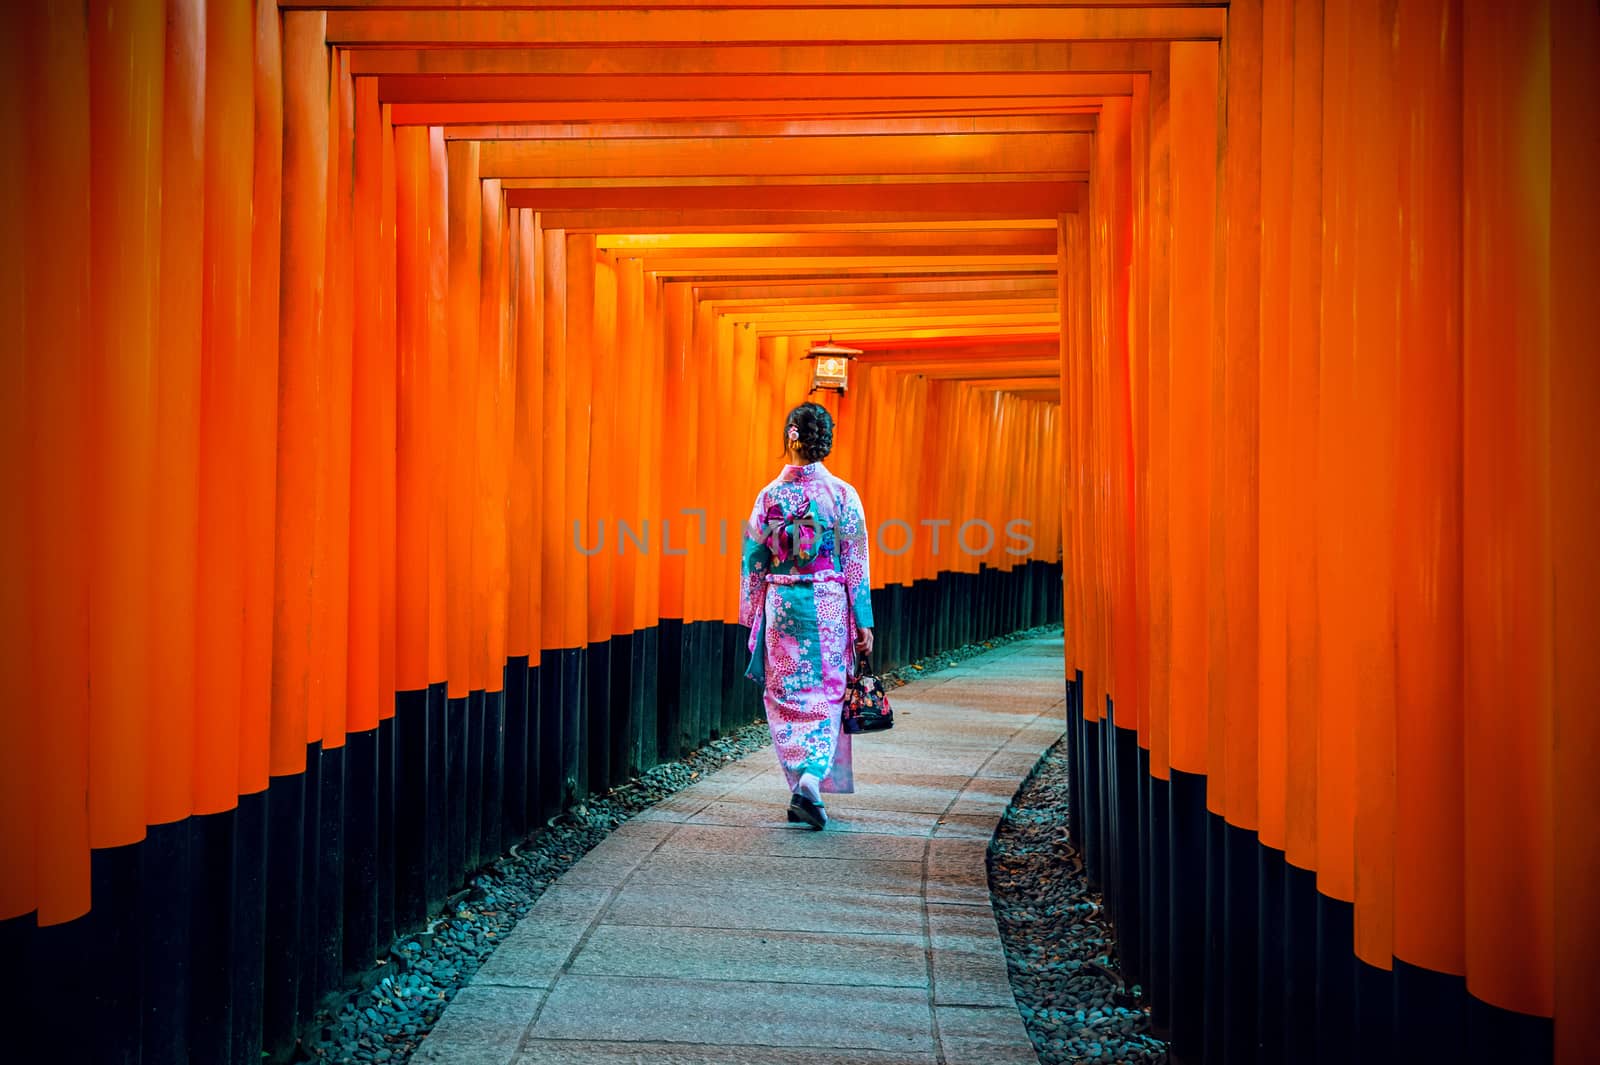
[0,1,1596,1064]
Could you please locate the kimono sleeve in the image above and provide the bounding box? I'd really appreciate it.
[739,488,772,629]
[837,483,875,628]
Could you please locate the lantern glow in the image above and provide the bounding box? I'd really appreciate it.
[807,340,862,393]
[812,355,850,391]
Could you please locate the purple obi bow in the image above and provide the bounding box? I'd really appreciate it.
[761,499,822,564]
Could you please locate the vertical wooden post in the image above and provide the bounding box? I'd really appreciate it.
[1551,2,1600,1060]
[21,0,93,929]
[1462,0,1554,1024]
[445,140,481,701]
[150,0,204,835]
[87,0,165,850]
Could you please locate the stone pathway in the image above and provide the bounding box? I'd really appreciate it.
[414,635,1066,1065]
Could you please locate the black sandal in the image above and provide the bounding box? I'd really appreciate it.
[787,791,827,830]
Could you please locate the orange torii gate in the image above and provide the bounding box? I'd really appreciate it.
[0,3,1595,1065]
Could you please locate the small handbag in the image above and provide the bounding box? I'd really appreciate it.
[842,651,894,733]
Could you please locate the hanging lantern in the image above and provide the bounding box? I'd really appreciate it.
[806,339,862,393]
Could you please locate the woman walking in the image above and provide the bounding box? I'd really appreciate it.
[740,402,875,829]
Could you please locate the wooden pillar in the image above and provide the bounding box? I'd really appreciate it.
[149,0,204,834]
[1280,0,1323,886]
[1391,0,1465,987]
[22,0,94,928]
[0,3,31,929]
[1143,54,1173,786]
[1164,40,1218,782]
[445,140,481,700]
[87,0,165,849]
[426,127,450,689]
[196,0,254,817]
[1551,2,1600,1060]
[394,126,432,692]
[1462,0,1554,1024]
[477,177,511,696]
[241,0,282,802]
[348,76,385,738]
[318,48,356,752]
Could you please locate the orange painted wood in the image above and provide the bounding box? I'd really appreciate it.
[679,299,714,623]
[658,283,693,621]
[1551,1,1600,1056]
[476,178,510,692]
[480,134,1090,181]
[1141,59,1172,779]
[1347,0,1399,966]
[348,41,1164,78]
[148,0,204,827]
[604,242,1059,261]
[426,126,450,684]
[1219,0,1262,832]
[560,232,593,645]
[1128,74,1152,750]
[88,0,165,842]
[1462,0,1554,1018]
[1281,0,1322,875]
[612,257,647,636]
[504,182,1077,215]
[726,323,759,622]
[444,116,1101,142]
[540,210,1068,231]
[1255,0,1293,853]
[507,210,543,663]
[395,99,1106,127]
[445,139,481,697]
[1057,214,1082,682]
[538,228,571,649]
[21,0,93,925]
[394,125,432,690]
[585,247,618,645]
[1163,40,1217,774]
[639,274,665,633]
[378,103,399,714]
[195,0,255,815]
[323,7,1226,46]
[297,1,1211,13]
[380,74,1134,107]
[317,48,356,748]
[526,212,549,660]
[1,10,32,921]
[1391,0,1465,978]
[1094,96,1139,737]
[241,0,283,795]
[271,9,330,771]
[1314,0,1356,904]
[709,315,738,614]
[348,75,386,732]
[504,209,530,659]
[346,7,1218,48]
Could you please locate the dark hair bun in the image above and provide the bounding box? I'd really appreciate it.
[786,401,834,463]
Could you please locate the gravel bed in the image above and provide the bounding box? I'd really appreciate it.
[297,722,774,1064]
[299,624,1059,1064]
[988,736,1169,1065]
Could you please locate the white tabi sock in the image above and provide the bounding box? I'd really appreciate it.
[797,772,822,802]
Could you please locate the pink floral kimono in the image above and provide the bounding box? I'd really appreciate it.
[740,461,875,794]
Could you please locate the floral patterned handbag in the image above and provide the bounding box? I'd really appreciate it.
[842,652,894,733]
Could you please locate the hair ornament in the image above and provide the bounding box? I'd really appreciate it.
[787,425,800,443]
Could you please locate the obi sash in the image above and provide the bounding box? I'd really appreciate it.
[743,569,854,686]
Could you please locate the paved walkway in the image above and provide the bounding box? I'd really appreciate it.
[416,635,1066,1065]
